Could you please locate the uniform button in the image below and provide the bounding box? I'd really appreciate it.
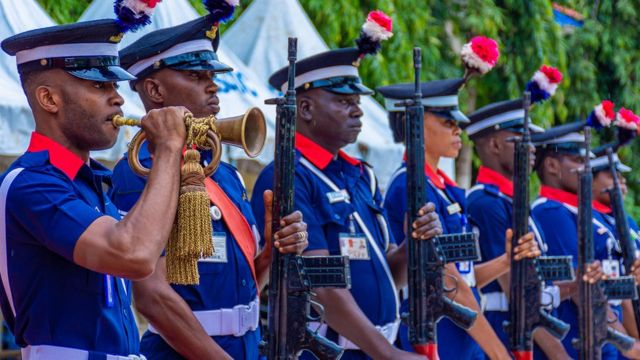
[122,309,128,318]
[333,214,340,220]
[241,279,247,287]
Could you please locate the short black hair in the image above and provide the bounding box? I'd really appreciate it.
[388,111,405,143]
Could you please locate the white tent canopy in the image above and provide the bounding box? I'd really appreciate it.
[224,0,455,184]
[79,0,278,163]
[0,0,53,156]
[224,0,407,186]
[0,0,147,160]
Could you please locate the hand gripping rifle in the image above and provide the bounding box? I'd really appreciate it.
[604,147,640,336]
[262,38,351,360]
[504,92,573,360]
[399,47,478,359]
[574,129,637,359]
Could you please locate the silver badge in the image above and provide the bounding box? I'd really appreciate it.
[210,205,222,221]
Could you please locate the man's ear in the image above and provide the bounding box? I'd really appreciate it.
[544,156,561,178]
[488,135,502,156]
[297,95,314,123]
[34,85,60,114]
[140,77,164,105]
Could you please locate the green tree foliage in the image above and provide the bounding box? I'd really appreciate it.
[33,0,640,216]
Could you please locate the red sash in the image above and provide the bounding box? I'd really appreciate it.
[204,178,258,289]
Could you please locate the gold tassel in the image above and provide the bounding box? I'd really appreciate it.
[166,149,214,285]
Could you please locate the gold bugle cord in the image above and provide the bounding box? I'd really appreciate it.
[112,115,141,127]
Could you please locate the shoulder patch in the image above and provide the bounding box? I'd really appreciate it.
[482,184,500,196]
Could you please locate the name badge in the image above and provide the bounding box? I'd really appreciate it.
[339,233,370,260]
[602,259,620,279]
[327,190,350,204]
[447,203,462,215]
[201,232,228,263]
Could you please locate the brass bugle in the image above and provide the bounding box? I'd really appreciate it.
[112,107,267,177]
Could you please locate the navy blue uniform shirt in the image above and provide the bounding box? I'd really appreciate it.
[531,185,620,360]
[0,132,139,356]
[251,133,399,360]
[384,161,483,360]
[110,142,260,360]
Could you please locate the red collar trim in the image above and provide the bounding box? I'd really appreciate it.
[539,185,611,213]
[593,201,612,214]
[27,132,84,180]
[402,151,457,190]
[476,166,514,197]
[295,132,360,170]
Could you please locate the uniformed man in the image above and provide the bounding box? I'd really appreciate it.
[590,144,640,348]
[378,82,540,359]
[531,124,640,359]
[0,20,188,358]
[464,98,568,359]
[110,14,308,360]
[251,48,443,359]
[590,144,638,239]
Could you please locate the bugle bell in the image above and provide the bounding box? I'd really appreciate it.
[112,107,267,177]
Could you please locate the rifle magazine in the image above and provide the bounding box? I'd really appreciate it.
[602,276,638,300]
[536,256,575,281]
[434,233,480,263]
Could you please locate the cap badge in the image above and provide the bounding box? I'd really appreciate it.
[109,33,125,44]
[206,25,219,40]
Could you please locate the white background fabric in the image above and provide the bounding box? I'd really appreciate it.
[224,0,454,185]
[0,0,454,185]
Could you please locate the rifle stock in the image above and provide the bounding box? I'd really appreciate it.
[441,296,477,329]
[263,37,350,360]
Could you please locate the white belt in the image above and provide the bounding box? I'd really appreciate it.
[457,261,477,288]
[309,320,400,351]
[484,292,509,312]
[149,298,260,337]
[21,345,146,360]
[484,286,561,313]
[541,285,561,309]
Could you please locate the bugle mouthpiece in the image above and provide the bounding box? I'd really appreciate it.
[112,114,141,128]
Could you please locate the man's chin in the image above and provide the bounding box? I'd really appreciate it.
[346,132,361,144]
[90,136,119,152]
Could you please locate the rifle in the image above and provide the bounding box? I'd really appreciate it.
[574,128,637,360]
[400,47,478,359]
[604,147,640,336]
[263,38,351,360]
[505,92,574,360]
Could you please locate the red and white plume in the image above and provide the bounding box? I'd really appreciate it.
[525,65,563,103]
[592,100,615,127]
[615,108,640,131]
[362,10,394,42]
[115,0,162,32]
[460,36,500,75]
[355,10,393,59]
[121,0,159,14]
